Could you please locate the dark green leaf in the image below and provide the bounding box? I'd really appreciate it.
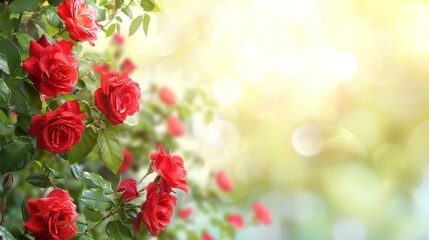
[48,0,63,6]
[83,207,103,222]
[26,173,52,188]
[106,117,137,132]
[0,5,13,35]
[0,225,16,240]
[68,126,98,164]
[48,167,65,179]
[140,0,160,12]
[8,0,39,13]
[97,130,123,173]
[70,164,85,183]
[96,7,106,22]
[0,38,21,75]
[128,15,143,37]
[143,14,150,36]
[14,33,34,52]
[0,138,34,174]
[105,221,132,240]
[17,114,31,131]
[21,200,29,221]
[83,172,113,194]
[0,78,11,105]
[81,189,113,211]
[46,7,61,27]
[4,78,42,116]
[106,24,116,37]
[76,214,88,234]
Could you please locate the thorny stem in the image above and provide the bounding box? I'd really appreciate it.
[137,166,153,185]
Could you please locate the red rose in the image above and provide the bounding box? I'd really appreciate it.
[203,232,215,240]
[150,144,189,194]
[227,214,244,229]
[167,115,185,137]
[253,202,272,225]
[117,178,139,202]
[94,71,141,125]
[159,86,176,106]
[215,171,233,192]
[58,0,100,45]
[112,33,125,46]
[22,35,78,97]
[117,149,132,173]
[92,63,110,73]
[134,182,177,237]
[178,207,192,219]
[24,189,78,240]
[28,100,86,154]
[120,58,136,74]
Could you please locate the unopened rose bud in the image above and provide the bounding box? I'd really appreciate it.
[2,173,13,190]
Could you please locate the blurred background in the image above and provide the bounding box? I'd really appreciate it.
[91,0,429,239]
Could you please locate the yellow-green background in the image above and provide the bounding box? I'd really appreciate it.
[92,0,429,239]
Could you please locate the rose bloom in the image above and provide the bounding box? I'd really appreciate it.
[117,149,132,173]
[178,207,192,219]
[22,35,78,97]
[117,178,139,202]
[134,182,177,237]
[159,86,176,106]
[120,58,136,74]
[167,115,185,137]
[28,100,86,154]
[58,0,100,45]
[92,63,110,73]
[24,189,78,240]
[94,71,141,125]
[215,170,233,192]
[203,232,214,240]
[253,201,272,225]
[150,144,189,194]
[227,214,244,229]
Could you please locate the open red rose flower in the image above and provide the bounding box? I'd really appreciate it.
[134,182,177,237]
[150,144,189,194]
[58,0,100,45]
[28,100,86,154]
[22,35,78,97]
[94,71,141,125]
[24,189,78,240]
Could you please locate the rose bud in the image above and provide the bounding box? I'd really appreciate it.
[150,144,189,194]
[92,63,110,73]
[112,33,125,46]
[94,71,141,125]
[2,173,13,191]
[58,0,101,45]
[215,171,233,192]
[203,232,215,240]
[159,86,176,106]
[24,189,78,240]
[117,149,132,173]
[167,115,185,137]
[120,58,136,74]
[28,100,86,154]
[178,207,192,219]
[134,182,177,236]
[227,214,244,229]
[253,201,272,225]
[117,178,139,202]
[22,35,78,97]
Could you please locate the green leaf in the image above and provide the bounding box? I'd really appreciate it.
[70,164,86,187]
[17,114,31,131]
[140,0,160,12]
[0,38,21,75]
[46,7,61,27]
[83,172,113,194]
[96,7,106,22]
[76,215,88,234]
[106,116,137,132]
[68,126,98,164]
[21,200,29,221]
[106,221,132,240]
[204,110,214,124]
[83,207,103,222]
[0,5,13,35]
[48,167,65,179]
[26,173,52,188]
[143,14,150,36]
[4,78,42,116]
[48,0,63,6]
[106,24,116,37]
[0,225,16,240]
[81,189,113,211]
[8,0,39,13]
[97,130,123,173]
[14,33,34,52]
[0,138,34,174]
[0,78,11,105]
[128,15,143,37]
[122,6,133,19]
